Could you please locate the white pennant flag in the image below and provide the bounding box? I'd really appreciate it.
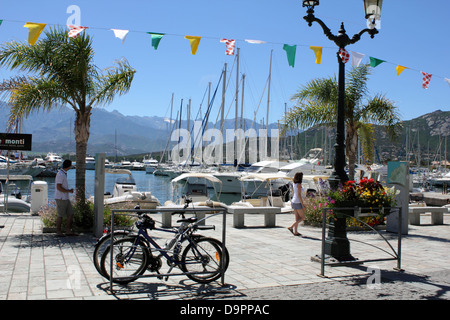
[351,51,365,67]
[245,39,266,44]
[445,78,450,87]
[111,29,129,44]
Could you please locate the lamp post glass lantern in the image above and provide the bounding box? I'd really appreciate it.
[302,0,319,9]
[301,0,382,261]
[364,0,383,19]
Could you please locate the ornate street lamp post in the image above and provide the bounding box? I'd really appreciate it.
[302,0,383,261]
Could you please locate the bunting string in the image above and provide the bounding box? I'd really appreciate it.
[0,18,448,90]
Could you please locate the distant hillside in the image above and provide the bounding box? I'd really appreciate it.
[0,102,280,156]
[285,110,449,165]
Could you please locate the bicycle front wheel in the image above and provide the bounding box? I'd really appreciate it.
[180,237,229,283]
[93,230,130,277]
[100,237,149,284]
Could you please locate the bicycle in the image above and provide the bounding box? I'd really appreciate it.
[99,200,229,284]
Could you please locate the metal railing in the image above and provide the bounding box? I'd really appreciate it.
[316,206,403,277]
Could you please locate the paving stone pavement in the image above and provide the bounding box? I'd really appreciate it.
[0,211,449,301]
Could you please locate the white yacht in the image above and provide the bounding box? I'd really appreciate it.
[85,156,96,170]
[44,152,63,165]
[143,157,159,174]
[212,160,281,195]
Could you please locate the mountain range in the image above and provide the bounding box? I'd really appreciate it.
[0,102,280,156]
[0,102,448,164]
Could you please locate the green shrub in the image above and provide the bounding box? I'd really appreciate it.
[38,200,135,231]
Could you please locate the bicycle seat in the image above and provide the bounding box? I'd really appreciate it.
[177,217,198,223]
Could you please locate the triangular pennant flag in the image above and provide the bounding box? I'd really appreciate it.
[351,51,365,67]
[445,78,450,87]
[23,22,46,45]
[339,48,350,63]
[184,35,201,55]
[309,46,322,64]
[147,32,164,50]
[283,44,296,68]
[245,39,266,44]
[396,65,407,76]
[369,57,385,67]
[111,29,129,44]
[0,20,3,26]
[421,71,432,89]
[220,39,236,55]
[67,25,88,38]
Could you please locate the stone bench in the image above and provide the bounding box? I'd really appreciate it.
[408,207,448,225]
[227,206,281,228]
[158,203,224,228]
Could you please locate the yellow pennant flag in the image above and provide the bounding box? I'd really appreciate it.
[310,46,323,64]
[184,35,201,55]
[23,22,47,45]
[396,65,407,76]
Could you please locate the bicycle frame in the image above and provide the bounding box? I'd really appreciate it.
[117,215,220,279]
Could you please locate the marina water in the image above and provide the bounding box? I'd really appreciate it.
[35,170,240,205]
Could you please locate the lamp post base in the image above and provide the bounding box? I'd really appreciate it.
[324,216,356,261]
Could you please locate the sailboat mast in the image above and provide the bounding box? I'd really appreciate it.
[235,48,240,165]
[266,49,273,130]
[240,73,245,131]
[221,63,227,135]
[235,48,240,133]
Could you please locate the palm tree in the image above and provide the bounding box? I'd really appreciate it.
[283,64,401,181]
[0,27,135,202]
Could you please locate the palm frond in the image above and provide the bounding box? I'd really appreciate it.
[359,93,402,141]
[282,100,336,134]
[90,58,136,107]
[345,64,371,109]
[291,77,338,106]
[0,76,68,126]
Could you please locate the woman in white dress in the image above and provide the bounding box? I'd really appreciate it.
[288,172,305,236]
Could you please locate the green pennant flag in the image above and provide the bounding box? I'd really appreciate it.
[0,20,3,26]
[147,32,164,50]
[369,57,385,67]
[283,44,297,67]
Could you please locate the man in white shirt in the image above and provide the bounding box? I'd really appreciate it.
[55,159,76,237]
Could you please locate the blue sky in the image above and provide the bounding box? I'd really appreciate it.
[0,0,449,126]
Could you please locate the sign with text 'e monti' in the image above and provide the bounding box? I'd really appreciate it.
[0,133,32,151]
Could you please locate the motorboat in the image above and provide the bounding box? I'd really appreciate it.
[0,175,32,213]
[89,169,160,209]
[168,172,223,205]
[85,156,96,170]
[430,171,450,187]
[45,152,63,165]
[212,160,282,194]
[158,172,224,228]
[234,173,294,213]
[143,157,159,174]
[130,161,145,171]
[112,160,132,170]
[0,161,45,177]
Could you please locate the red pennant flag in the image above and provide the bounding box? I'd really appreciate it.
[421,71,432,89]
[220,39,236,55]
[339,48,350,63]
[67,25,88,38]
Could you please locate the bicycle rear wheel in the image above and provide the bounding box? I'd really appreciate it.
[100,237,149,284]
[180,237,229,283]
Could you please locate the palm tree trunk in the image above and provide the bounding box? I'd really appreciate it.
[346,125,358,181]
[74,110,90,202]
